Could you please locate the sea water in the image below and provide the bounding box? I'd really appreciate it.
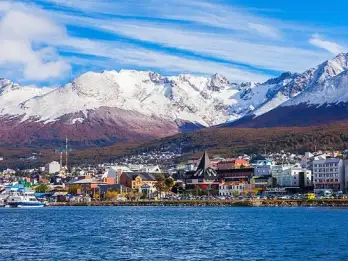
[1,207,348,260]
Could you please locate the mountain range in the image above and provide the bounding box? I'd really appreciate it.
[2,53,348,148]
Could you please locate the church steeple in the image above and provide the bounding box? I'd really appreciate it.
[194,151,217,179]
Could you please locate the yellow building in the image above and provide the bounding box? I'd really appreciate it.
[120,173,157,193]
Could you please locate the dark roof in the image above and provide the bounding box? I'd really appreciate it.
[217,168,254,174]
[192,151,217,180]
[122,172,157,181]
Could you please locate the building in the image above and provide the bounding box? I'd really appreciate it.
[343,160,348,194]
[119,173,157,194]
[250,176,276,193]
[68,178,107,196]
[312,158,344,192]
[219,181,248,196]
[185,151,219,190]
[45,161,61,174]
[218,168,254,183]
[272,164,312,188]
[217,159,249,170]
[252,159,273,176]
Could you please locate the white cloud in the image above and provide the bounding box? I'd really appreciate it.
[309,34,344,55]
[0,3,71,81]
[43,0,335,73]
[0,0,274,84]
[247,23,280,39]
[99,21,327,72]
[57,37,270,82]
[2,0,346,86]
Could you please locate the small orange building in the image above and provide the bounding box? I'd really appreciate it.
[217,159,249,170]
[68,178,107,196]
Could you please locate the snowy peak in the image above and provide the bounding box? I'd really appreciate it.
[3,53,348,131]
[282,53,348,107]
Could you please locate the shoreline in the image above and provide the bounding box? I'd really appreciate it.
[46,199,348,208]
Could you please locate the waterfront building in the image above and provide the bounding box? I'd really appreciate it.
[312,158,344,192]
[45,161,61,174]
[219,181,248,196]
[250,176,276,193]
[68,179,107,196]
[119,173,157,193]
[218,168,254,183]
[272,164,312,188]
[185,151,219,190]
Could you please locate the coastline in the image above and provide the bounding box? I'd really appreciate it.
[46,199,348,208]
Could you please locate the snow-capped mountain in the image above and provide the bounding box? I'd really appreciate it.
[0,70,287,127]
[3,52,348,148]
[228,53,348,127]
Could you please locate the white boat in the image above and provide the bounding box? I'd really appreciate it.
[6,191,44,208]
[0,189,9,207]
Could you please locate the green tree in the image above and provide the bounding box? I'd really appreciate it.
[35,184,49,193]
[232,190,240,197]
[68,184,81,195]
[154,174,166,199]
[164,177,175,193]
[105,190,119,200]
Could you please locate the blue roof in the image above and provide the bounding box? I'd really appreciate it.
[325,158,340,163]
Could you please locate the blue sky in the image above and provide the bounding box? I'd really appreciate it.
[0,0,347,86]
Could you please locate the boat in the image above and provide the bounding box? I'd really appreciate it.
[6,190,44,208]
[0,189,9,207]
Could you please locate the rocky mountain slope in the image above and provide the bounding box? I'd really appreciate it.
[2,53,348,148]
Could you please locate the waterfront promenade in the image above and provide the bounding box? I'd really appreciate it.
[48,199,348,207]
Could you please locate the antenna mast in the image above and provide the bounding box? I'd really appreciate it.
[65,136,68,169]
[60,151,63,169]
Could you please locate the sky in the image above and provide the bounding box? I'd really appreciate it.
[0,0,347,86]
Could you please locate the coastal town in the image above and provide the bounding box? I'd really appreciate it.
[1,148,348,207]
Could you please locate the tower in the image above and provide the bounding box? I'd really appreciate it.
[60,151,63,169]
[65,136,68,170]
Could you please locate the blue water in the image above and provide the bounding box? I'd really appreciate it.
[1,207,348,260]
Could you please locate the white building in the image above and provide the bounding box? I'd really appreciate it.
[102,166,133,184]
[45,161,60,174]
[271,165,292,186]
[312,158,344,192]
[219,182,247,196]
[253,160,273,176]
[272,164,312,187]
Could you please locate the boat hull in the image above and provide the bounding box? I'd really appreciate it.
[8,202,44,208]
